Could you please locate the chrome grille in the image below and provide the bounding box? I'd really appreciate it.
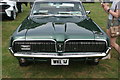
[65,40,107,52]
[13,41,56,52]
[12,40,107,53]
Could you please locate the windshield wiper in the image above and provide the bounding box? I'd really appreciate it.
[58,11,82,16]
[58,12,72,15]
[34,12,48,15]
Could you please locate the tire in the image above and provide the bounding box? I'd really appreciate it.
[18,58,30,67]
[10,10,16,20]
[87,58,100,65]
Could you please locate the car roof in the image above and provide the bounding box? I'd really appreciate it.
[35,0,81,2]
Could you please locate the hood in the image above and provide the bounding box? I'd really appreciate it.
[14,17,104,42]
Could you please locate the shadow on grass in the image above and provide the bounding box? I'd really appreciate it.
[15,60,116,78]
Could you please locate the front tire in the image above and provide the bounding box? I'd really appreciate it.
[87,58,100,65]
[18,58,30,67]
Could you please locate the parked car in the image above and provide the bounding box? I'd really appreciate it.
[9,0,111,66]
[0,0,28,20]
[0,0,18,20]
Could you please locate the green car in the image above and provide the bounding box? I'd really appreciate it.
[9,0,111,66]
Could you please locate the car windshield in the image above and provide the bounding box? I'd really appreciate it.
[31,2,85,16]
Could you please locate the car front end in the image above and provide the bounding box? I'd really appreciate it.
[9,0,111,66]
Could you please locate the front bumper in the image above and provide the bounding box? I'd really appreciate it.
[9,47,111,58]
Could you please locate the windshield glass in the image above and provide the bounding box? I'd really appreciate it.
[31,2,85,16]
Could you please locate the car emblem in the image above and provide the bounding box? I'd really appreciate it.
[21,45,31,50]
[57,43,63,52]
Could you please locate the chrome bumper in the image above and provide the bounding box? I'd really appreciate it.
[9,47,111,58]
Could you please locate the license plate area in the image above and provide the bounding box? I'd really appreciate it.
[51,59,69,65]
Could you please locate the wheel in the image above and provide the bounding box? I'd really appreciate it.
[18,58,30,66]
[87,58,100,65]
[10,10,16,20]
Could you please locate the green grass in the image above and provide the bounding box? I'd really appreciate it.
[2,3,120,78]
[0,17,2,79]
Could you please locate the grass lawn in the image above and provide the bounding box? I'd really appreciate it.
[0,16,2,79]
[2,3,120,79]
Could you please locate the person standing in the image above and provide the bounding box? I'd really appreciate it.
[30,2,34,8]
[101,0,120,57]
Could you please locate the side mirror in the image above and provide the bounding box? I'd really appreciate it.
[86,11,91,15]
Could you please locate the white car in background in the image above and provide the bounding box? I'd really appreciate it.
[0,0,18,20]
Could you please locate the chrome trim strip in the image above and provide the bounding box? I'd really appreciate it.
[13,39,56,43]
[12,39,25,46]
[9,47,14,54]
[14,53,107,58]
[106,47,111,53]
[33,14,84,17]
[11,47,111,58]
[65,39,108,44]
